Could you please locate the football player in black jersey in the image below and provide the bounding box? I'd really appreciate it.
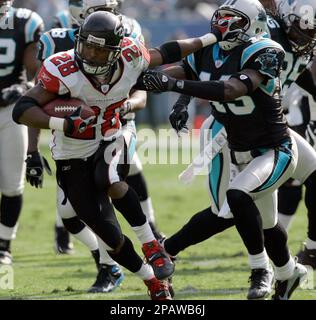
[136,0,311,300]
[0,0,44,265]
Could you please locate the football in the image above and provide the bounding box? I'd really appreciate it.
[42,98,95,119]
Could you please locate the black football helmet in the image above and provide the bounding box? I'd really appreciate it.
[75,11,124,76]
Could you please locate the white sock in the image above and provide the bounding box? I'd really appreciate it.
[248,249,270,270]
[72,226,98,251]
[132,221,155,244]
[140,198,155,224]
[55,212,64,227]
[97,237,117,265]
[0,223,16,240]
[135,263,155,280]
[278,213,294,231]
[273,256,296,281]
[305,238,316,250]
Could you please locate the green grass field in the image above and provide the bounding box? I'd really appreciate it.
[0,134,315,300]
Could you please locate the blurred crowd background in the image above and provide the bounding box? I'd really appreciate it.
[13,0,228,128]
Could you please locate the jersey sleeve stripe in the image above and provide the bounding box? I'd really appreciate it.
[40,34,55,60]
[240,39,283,69]
[258,78,278,96]
[25,12,43,43]
[186,54,198,78]
[57,11,70,28]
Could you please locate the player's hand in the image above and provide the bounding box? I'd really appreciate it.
[169,102,189,135]
[211,16,244,43]
[135,70,176,93]
[306,121,316,148]
[118,101,132,117]
[64,106,96,135]
[25,151,52,188]
[1,83,33,105]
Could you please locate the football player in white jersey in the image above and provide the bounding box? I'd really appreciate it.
[0,0,44,265]
[13,10,219,299]
[28,0,167,293]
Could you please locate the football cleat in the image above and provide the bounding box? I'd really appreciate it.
[142,240,175,280]
[0,250,12,265]
[247,268,274,300]
[296,243,316,269]
[144,277,172,300]
[54,225,74,255]
[273,262,307,300]
[88,264,124,293]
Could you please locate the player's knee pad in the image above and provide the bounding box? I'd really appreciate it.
[57,188,77,219]
[278,184,302,216]
[62,217,85,235]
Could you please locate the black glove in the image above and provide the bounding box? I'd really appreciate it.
[135,70,177,93]
[1,83,33,105]
[169,100,189,134]
[306,121,316,148]
[64,106,96,135]
[25,151,52,188]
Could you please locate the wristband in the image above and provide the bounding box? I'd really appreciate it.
[199,33,218,47]
[49,117,65,131]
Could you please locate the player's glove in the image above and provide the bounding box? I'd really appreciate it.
[1,82,33,105]
[135,70,177,93]
[64,106,96,135]
[306,121,316,148]
[169,100,189,134]
[25,151,52,188]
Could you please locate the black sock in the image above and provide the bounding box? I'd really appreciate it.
[62,217,86,234]
[165,207,235,256]
[264,223,290,267]
[305,173,316,241]
[112,187,147,227]
[227,189,264,255]
[0,195,22,227]
[126,172,149,202]
[108,235,143,273]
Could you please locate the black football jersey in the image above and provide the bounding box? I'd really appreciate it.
[52,10,78,29]
[267,15,311,93]
[184,36,289,151]
[0,7,43,104]
[37,28,77,62]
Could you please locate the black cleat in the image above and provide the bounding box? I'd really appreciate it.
[296,243,316,269]
[247,268,274,300]
[55,225,74,255]
[142,240,175,280]
[273,262,307,300]
[88,264,124,293]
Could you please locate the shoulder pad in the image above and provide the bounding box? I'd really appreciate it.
[15,8,32,20]
[24,11,44,43]
[54,11,71,29]
[241,38,284,69]
[121,37,150,69]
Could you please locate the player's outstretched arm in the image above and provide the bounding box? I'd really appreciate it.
[137,68,264,102]
[148,33,220,68]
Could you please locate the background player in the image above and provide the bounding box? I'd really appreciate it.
[0,0,44,265]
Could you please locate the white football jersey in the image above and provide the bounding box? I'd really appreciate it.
[37,36,150,160]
